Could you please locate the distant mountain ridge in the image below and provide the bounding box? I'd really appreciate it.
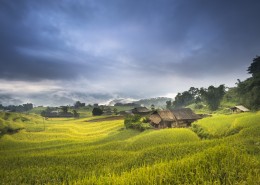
[108,97,172,108]
[108,98,137,106]
[134,97,172,108]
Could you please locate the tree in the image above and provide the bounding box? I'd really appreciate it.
[236,56,260,110]
[60,106,68,113]
[74,101,81,109]
[92,107,103,116]
[124,114,151,131]
[171,87,201,108]
[222,87,239,104]
[23,103,33,111]
[247,56,260,77]
[174,91,193,108]
[73,110,80,118]
[113,108,118,115]
[166,100,172,109]
[200,85,225,111]
[151,104,155,111]
[74,101,85,109]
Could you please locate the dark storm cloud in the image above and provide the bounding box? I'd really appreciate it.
[1,0,260,81]
[0,93,23,105]
[0,0,260,105]
[120,0,260,78]
[0,0,99,80]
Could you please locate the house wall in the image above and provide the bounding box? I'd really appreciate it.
[151,123,159,128]
[159,121,174,128]
[231,108,246,113]
[151,120,194,129]
[176,120,194,127]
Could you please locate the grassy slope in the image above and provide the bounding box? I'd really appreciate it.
[0,112,259,184]
[192,112,260,138]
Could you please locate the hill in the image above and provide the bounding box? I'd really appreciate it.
[134,97,172,108]
[108,97,172,108]
[0,112,259,184]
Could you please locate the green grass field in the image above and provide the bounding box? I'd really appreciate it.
[0,111,260,184]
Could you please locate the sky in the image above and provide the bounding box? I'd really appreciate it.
[0,0,260,106]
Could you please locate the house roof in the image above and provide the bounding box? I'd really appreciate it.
[171,108,201,120]
[132,107,150,113]
[149,110,176,123]
[149,108,200,124]
[231,105,250,112]
[149,114,162,124]
[157,110,176,121]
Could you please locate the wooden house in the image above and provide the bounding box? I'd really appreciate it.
[171,108,201,127]
[149,110,176,128]
[230,105,250,113]
[149,108,201,128]
[118,110,133,116]
[132,107,151,116]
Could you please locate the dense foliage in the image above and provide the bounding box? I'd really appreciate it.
[168,56,260,111]
[124,114,151,131]
[41,107,74,118]
[171,87,201,108]
[247,56,260,77]
[92,107,103,116]
[74,101,86,109]
[236,56,260,110]
[167,85,225,111]
[0,103,33,112]
[200,85,225,111]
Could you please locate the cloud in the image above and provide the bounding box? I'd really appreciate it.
[0,0,259,105]
[0,93,23,106]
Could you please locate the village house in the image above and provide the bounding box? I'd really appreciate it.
[118,110,133,116]
[149,110,176,128]
[230,105,250,113]
[149,108,201,129]
[171,108,201,127]
[132,107,151,116]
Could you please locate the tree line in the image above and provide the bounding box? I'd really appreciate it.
[0,103,33,112]
[167,56,260,111]
[40,106,80,118]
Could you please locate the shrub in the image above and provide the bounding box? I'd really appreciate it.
[92,107,103,116]
[124,115,141,129]
[194,103,203,109]
[139,123,152,131]
[124,115,151,131]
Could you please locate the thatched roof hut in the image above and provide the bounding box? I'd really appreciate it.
[149,108,200,128]
[149,114,161,125]
[149,110,177,128]
[118,110,133,116]
[132,107,151,115]
[171,108,201,127]
[157,110,176,121]
[230,105,250,113]
[171,108,201,121]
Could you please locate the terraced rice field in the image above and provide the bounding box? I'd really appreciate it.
[0,112,260,184]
